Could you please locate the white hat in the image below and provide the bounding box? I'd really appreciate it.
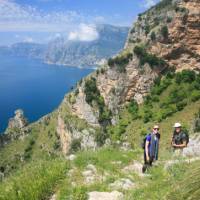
[153,125,159,129]
[174,122,182,128]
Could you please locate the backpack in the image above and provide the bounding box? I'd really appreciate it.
[141,133,151,149]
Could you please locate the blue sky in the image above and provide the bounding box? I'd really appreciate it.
[0,0,160,45]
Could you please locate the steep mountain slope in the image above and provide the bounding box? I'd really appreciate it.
[0,42,47,59]
[0,0,200,199]
[45,24,129,67]
[0,24,129,67]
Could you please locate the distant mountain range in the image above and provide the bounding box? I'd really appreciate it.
[0,24,129,67]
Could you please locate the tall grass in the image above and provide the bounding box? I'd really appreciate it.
[167,162,200,200]
[0,159,69,200]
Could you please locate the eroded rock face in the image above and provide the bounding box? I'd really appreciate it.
[56,116,72,155]
[97,60,157,113]
[7,109,28,130]
[126,0,200,72]
[56,115,97,155]
[3,109,29,141]
[71,87,99,126]
[183,134,200,157]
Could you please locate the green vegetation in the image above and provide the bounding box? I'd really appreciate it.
[108,52,133,73]
[150,31,156,41]
[0,159,68,200]
[134,45,167,69]
[106,70,200,147]
[144,25,150,35]
[161,25,169,39]
[84,77,111,125]
[194,109,200,133]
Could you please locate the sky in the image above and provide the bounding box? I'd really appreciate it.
[0,0,160,45]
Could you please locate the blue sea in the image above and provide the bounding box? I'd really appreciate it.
[0,55,93,133]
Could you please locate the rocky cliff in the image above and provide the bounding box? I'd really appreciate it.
[45,24,129,67]
[0,110,29,147]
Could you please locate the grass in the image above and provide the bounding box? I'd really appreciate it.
[0,159,69,200]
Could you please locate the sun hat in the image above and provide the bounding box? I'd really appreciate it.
[153,125,159,129]
[174,122,182,128]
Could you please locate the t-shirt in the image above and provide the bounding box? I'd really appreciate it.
[173,132,187,145]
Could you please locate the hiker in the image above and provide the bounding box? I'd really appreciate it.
[171,122,189,156]
[142,125,160,173]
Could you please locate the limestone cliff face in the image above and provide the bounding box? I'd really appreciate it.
[126,0,200,71]
[96,59,157,113]
[0,110,29,147]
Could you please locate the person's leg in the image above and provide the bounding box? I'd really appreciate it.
[142,151,148,173]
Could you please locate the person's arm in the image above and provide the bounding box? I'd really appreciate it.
[173,141,187,148]
[171,134,174,146]
[145,140,150,161]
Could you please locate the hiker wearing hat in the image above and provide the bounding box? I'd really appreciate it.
[142,125,160,173]
[171,122,189,155]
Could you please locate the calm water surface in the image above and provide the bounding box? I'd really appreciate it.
[0,55,93,133]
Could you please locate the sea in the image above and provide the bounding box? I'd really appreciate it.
[0,55,94,133]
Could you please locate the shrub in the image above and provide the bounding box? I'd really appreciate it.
[95,128,108,146]
[84,77,100,105]
[191,90,200,102]
[70,139,81,153]
[128,100,139,119]
[161,105,177,119]
[176,100,187,111]
[151,77,172,95]
[108,53,133,73]
[145,25,150,35]
[176,70,196,84]
[151,95,160,102]
[108,58,115,67]
[84,77,111,125]
[130,27,135,34]
[167,17,172,23]
[194,109,200,132]
[100,68,105,74]
[161,26,169,39]
[168,86,187,104]
[143,107,153,123]
[151,31,156,41]
[134,45,167,69]
[53,141,60,150]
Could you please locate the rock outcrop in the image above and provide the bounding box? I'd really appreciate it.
[56,114,97,155]
[7,109,28,130]
[127,0,200,72]
[88,191,124,200]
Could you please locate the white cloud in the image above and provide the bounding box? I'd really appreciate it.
[68,24,99,42]
[0,0,85,32]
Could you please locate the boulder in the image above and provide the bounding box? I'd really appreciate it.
[109,178,135,190]
[88,191,124,200]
